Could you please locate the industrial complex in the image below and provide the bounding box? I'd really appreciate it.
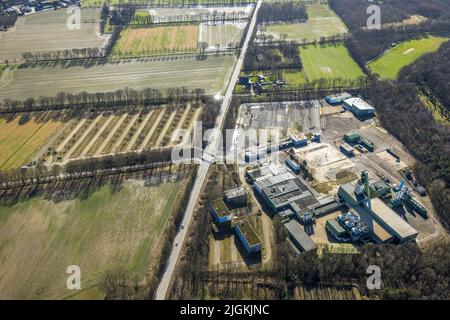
[217,92,436,263]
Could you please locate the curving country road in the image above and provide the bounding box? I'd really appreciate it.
[155,0,263,300]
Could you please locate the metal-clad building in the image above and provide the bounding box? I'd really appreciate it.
[325,92,352,105]
[284,220,317,252]
[343,97,375,119]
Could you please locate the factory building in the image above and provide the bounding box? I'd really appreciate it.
[234,217,262,255]
[224,187,247,208]
[246,163,289,184]
[337,171,418,243]
[209,198,232,224]
[254,172,317,213]
[343,97,376,119]
[326,219,350,242]
[284,220,317,253]
[325,92,352,105]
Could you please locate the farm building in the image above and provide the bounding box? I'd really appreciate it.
[234,217,262,255]
[224,187,247,208]
[209,198,232,224]
[284,220,317,253]
[340,143,355,157]
[343,97,375,119]
[325,92,352,105]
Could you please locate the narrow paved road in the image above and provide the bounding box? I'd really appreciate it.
[155,0,263,300]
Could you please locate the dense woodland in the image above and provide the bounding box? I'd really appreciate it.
[257,1,307,23]
[399,41,450,109]
[243,41,302,72]
[329,0,450,31]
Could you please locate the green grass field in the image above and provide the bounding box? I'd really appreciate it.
[0,178,189,299]
[113,25,199,57]
[300,44,365,80]
[368,36,448,79]
[264,4,347,41]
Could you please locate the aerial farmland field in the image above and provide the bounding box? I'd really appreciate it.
[0,116,63,170]
[0,54,236,100]
[114,25,199,57]
[200,22,245,50]
[262,3,347,41]
[0,177,192,299]
[0,8,107,62]
[368,36,448,79]
[300,43,364,81]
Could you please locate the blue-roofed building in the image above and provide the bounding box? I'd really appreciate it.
[285,158,301,174]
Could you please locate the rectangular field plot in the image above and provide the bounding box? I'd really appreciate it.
[200,22,245,50]
[0,8,107,62]
[0,55,236,100]
[300,44,364,81]
[0,177,192,299]
[48,105,203,163]
[113,25,199,57]
[262,4,347,42]
[368,36,448,79]
[0,116,63,169]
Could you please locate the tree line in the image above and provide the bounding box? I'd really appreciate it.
[257,1,308,24]
[0,11,17,29]
[130,10,249,27]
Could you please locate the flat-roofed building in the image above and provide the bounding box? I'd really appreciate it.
[355,205,394,243]
[209,198,232,224]
[234,217,262,255]
[343,97,376,119]
[325,92,352,105]
[284,220,317,253]
[224,187,247,208]
[326,219,350,242]
[370,198,418,243]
